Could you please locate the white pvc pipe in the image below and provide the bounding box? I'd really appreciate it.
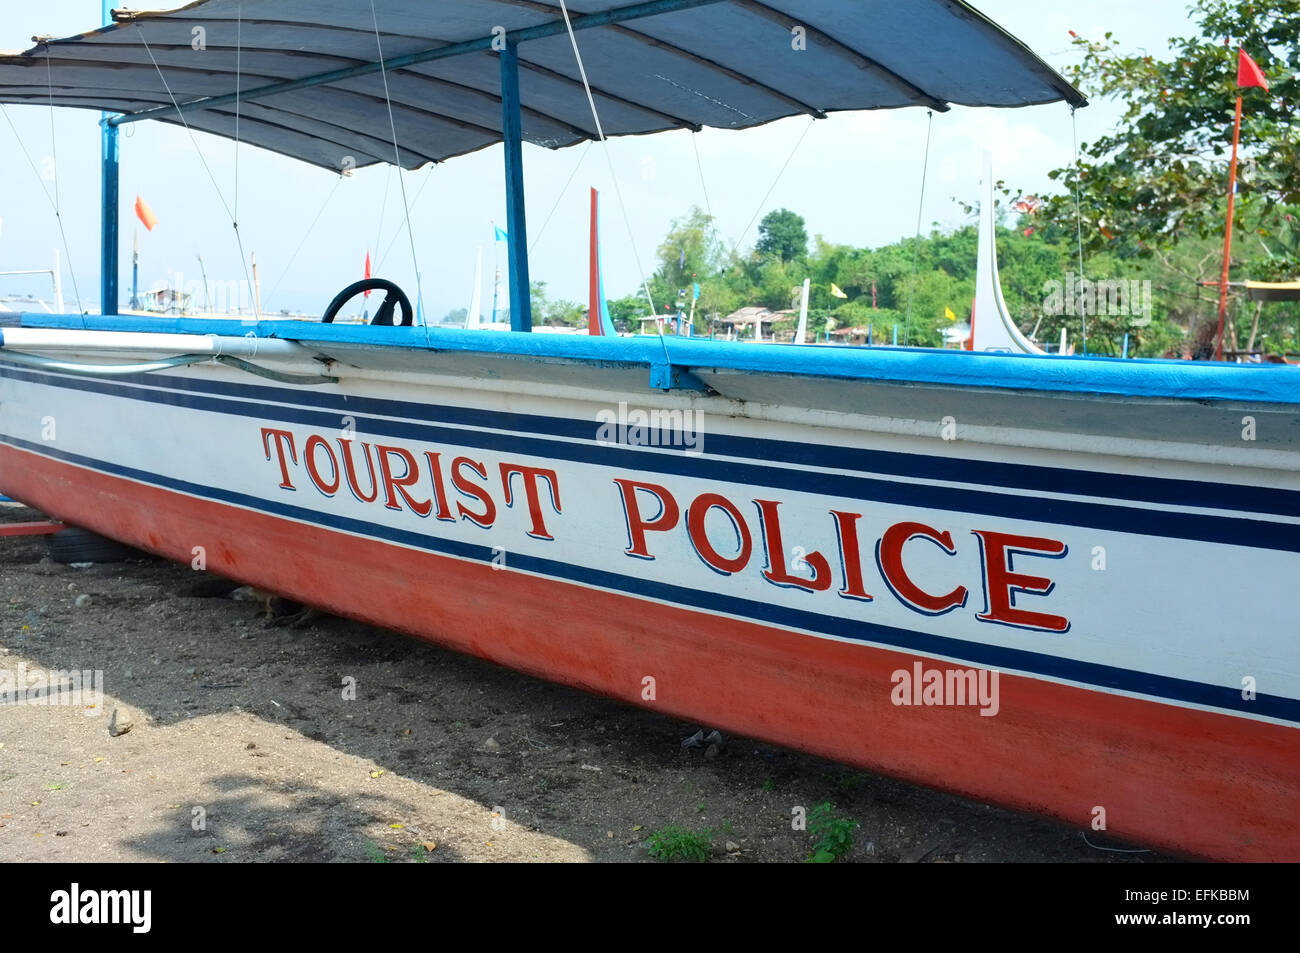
[0,327,315,360]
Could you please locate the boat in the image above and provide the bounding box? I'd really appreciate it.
[1,1,1297,862]
[0,251,65,318]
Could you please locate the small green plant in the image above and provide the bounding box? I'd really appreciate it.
[646,825,713,862]
[807,802,858,863]
[760,778,776,793]
[835,771,870,792]
[364,841,389,863]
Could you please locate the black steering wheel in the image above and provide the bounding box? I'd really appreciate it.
[321,278,414,326]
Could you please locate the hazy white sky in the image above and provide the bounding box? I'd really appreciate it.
[0,1,1192,317]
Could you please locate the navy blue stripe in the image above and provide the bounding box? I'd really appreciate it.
[6,361,1300,519]
[4,433,1296,725]
[3,364,1299,554]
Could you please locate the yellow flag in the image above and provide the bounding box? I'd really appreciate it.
[830,283,848,299]
[945,306,957,321]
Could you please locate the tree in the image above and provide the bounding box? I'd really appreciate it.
[756,208,808,262]
[1036,1,1300,351]
[530,280,586,327]
[650,206,732,328]
[608,293,652,334]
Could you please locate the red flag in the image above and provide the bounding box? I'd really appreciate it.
[134,195,158,231]
[363,251,372,298]
[1237,48,1269,91]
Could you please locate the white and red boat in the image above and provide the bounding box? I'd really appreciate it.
[1,1,1297,861]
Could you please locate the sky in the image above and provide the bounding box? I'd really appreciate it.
[0,1,1193,319]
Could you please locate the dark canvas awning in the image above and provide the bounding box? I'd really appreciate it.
[0,0,1085,172]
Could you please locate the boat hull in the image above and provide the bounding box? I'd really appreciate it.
[2,333,1298,861]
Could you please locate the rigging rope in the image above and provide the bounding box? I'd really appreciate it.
[372,166,393,272]
[377,165,436,271]
[264,175,344,311]
[38,49,85,318]
[135,26,258,319]
[689,130,715,225]
[1071,104,1088,356]
[529,140,593,257]
[904,109,934,347]
[367,0,428,337]
[556,0,662,340]
[234,2,243,232]
[728,116,815,262]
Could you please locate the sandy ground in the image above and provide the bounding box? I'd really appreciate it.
[0,502,1162,863]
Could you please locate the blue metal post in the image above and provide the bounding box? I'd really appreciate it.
[100,124,119,315]
[100,1,119,315]
[500,42,531,332]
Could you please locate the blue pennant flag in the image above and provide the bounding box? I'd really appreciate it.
[494,226,509,242]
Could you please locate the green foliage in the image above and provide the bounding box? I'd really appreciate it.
[1033,0,1300,350]
[645,825,714,862]
[530,279,586,328]
[756,208,809,262]
[587,2,1300,357]
[806,802,858,863]
[607,292,651,333]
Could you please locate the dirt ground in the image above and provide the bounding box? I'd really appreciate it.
[0,502,1162,863]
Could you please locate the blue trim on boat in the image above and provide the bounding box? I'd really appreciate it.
[29,361,1300,518]
[7,361,1300,520]
[3,363,1299,555]
[16,311,1300,405]
[1,432,1295,725]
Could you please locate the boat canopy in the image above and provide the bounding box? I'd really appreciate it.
[0,0,1085,171]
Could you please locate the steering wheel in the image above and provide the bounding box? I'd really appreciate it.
[321,278,414,326]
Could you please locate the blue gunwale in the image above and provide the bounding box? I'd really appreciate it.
[11,310,1300,405]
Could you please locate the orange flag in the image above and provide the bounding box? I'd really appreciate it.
[134,195,158,231]
[363,251,372,298]
[1237,48,1269,91]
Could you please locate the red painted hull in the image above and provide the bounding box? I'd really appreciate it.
[3,442,1297,861]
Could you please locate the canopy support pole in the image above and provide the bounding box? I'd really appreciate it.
[100,121,118,316]
[99,0,118,316]
[501,42,531,333]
